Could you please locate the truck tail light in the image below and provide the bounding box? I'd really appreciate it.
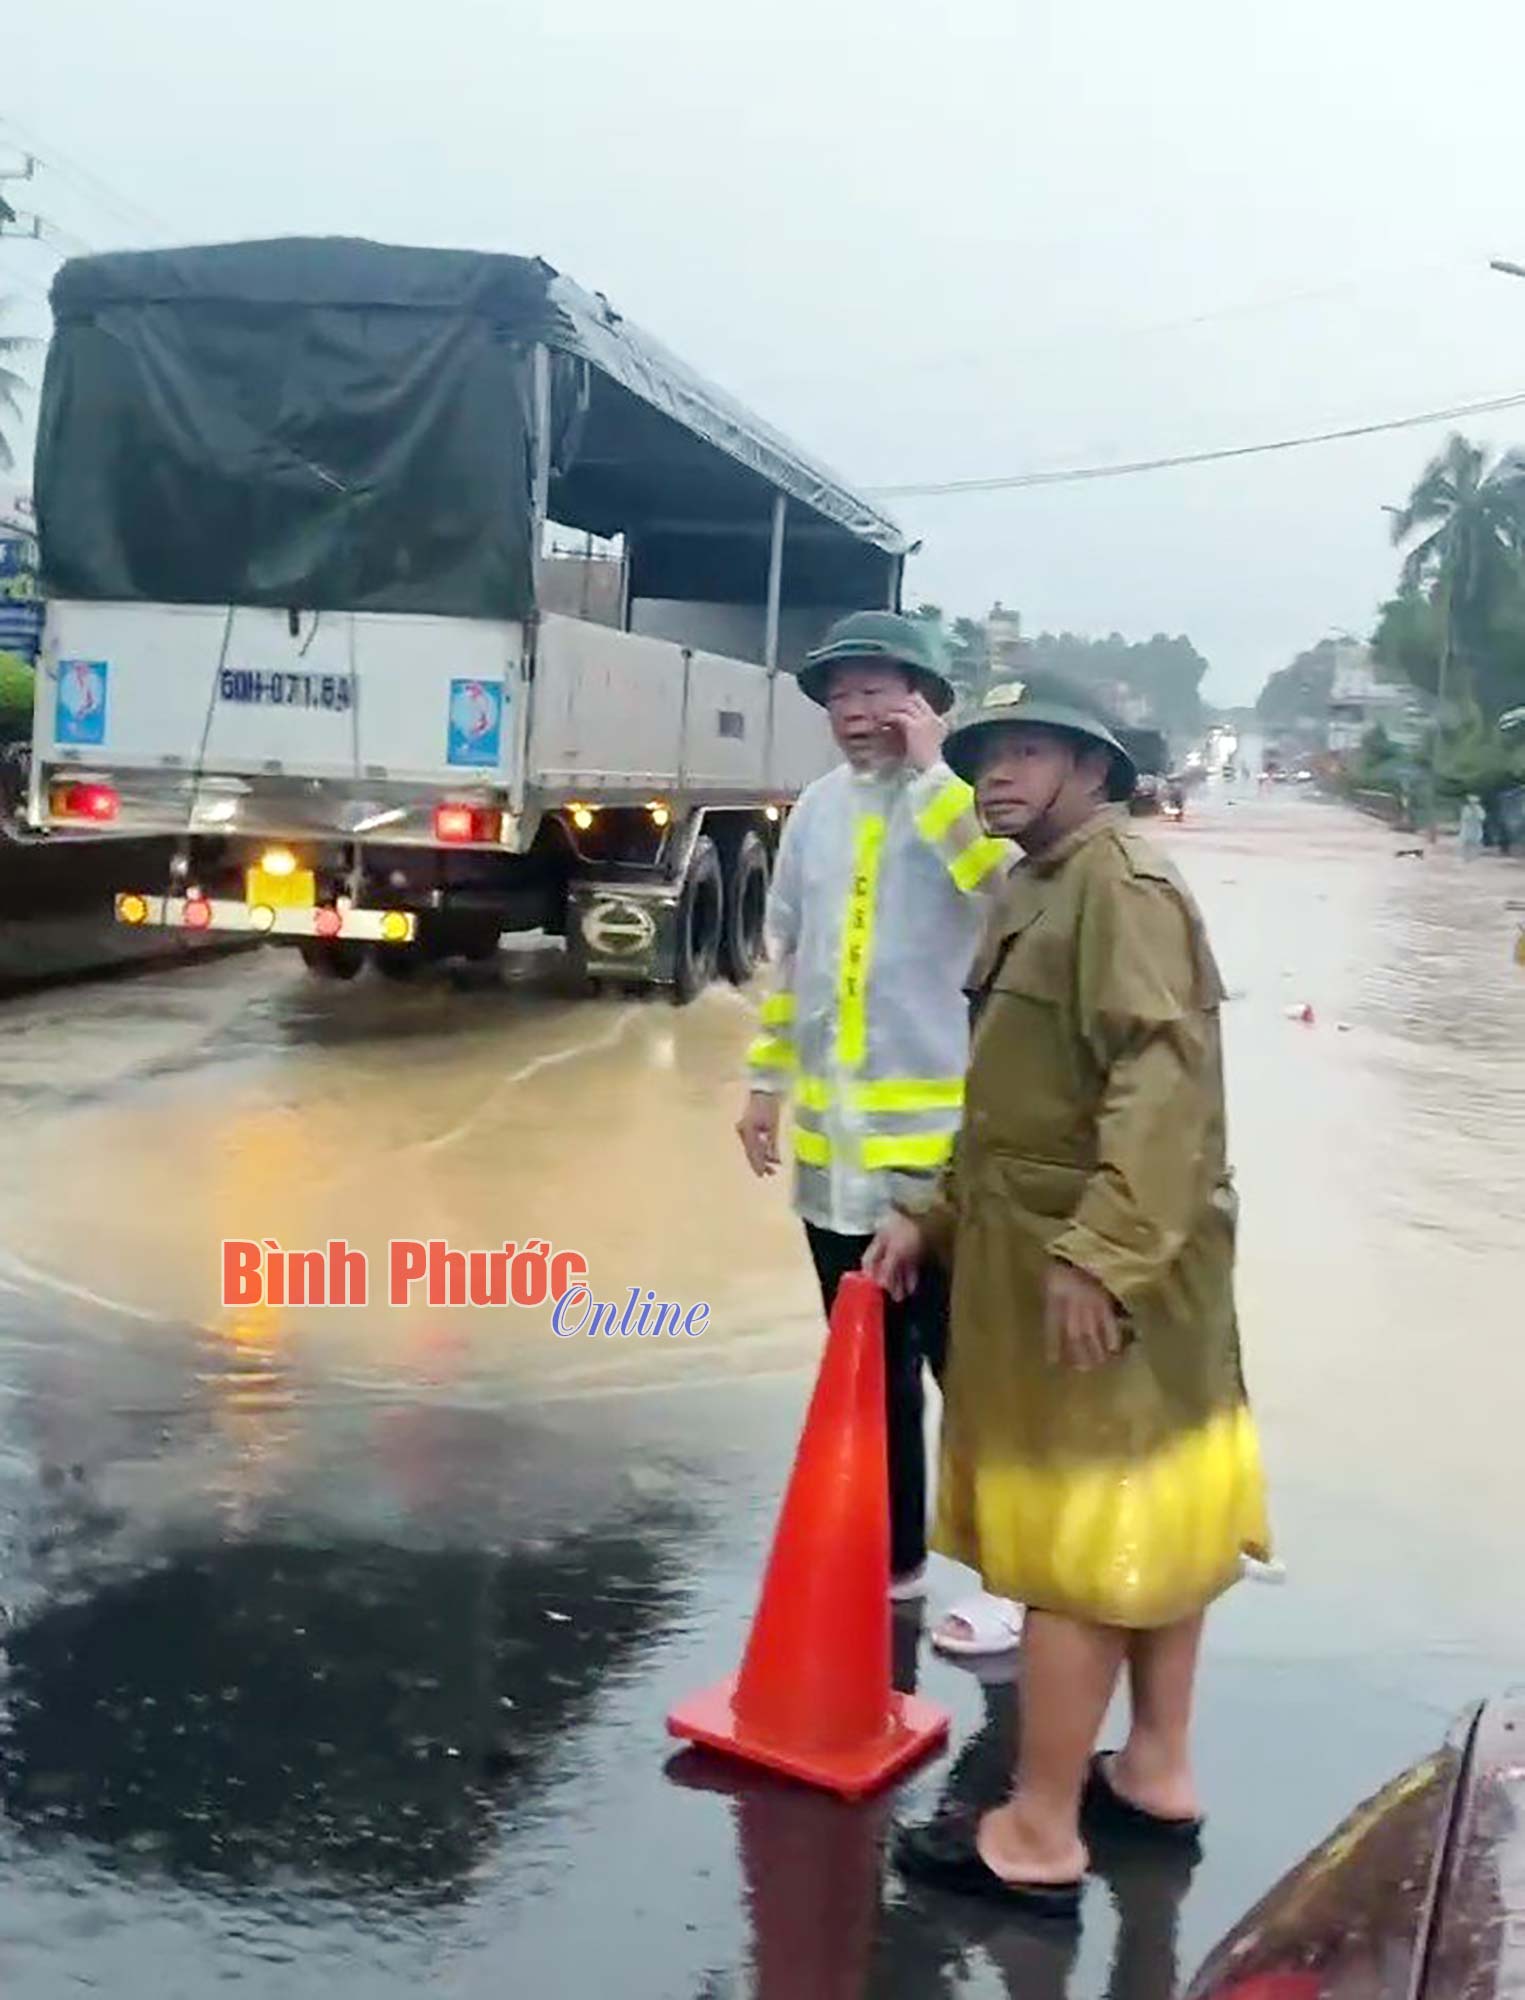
[183,897,212,931]
[53,781,120,823]
[313,906,343,939]
[434,803,498,844]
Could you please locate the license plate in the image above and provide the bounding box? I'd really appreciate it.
[219,668,354,712]
[246,865,316,909]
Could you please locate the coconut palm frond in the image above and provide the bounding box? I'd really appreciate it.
[1397,525,1447,594]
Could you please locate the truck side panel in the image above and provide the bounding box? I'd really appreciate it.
[527,612,834,804]
[36,602,523,788]
[766,670,838,794]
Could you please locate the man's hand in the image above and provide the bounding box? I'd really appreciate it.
[862,1211,925,1302]
[886,691,947,773]
[736,1090,782,1177]
[1043,1260,1125,1371]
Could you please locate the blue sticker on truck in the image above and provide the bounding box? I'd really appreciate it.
[56,659,109,746]
[447,679,505,767]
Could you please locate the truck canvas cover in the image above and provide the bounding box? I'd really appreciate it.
[36,238,904,625]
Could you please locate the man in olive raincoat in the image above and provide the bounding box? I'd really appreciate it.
[866,674,1270,1917]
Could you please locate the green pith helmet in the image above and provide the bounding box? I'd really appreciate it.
[797,610,957,716]
[944,672,1138,801]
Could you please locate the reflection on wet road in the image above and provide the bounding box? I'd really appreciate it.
[0,791,1521,1997]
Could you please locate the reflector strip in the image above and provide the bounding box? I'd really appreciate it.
[860,1133,955,1171]
[852,1077,965,1113]
[914,776,976,843]
[950,837,1008,892]
[833,812,885,1071]
[747,1036,796,1072]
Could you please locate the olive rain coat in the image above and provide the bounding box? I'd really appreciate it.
[912,808,1271,1628]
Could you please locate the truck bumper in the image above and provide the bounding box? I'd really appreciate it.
[115,893,417,944]
[35,767,523,853]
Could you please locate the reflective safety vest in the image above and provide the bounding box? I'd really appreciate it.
[746,758,1012,1235]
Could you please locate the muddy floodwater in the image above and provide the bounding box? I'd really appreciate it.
[0,788,1521,1998]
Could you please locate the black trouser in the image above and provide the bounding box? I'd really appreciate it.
[803,1222,950,1580]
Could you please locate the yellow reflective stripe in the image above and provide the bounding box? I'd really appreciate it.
[950,836,1008,892]
[851,1077,965,1114]
[759,991,795,1027]
[792,1075,964,1113]
[834,812,885,1071]
[914,776,976,843]
[747,1035,796,1072]
[789,1125,957,1171]
[861,1133,955,1172]
[794,1074,831,1114]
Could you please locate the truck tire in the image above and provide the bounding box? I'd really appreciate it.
[672,835,723,1005]
[373,942,424,981]
[457,923,502,964]
[299,939,365,981]
[721,831,770,984]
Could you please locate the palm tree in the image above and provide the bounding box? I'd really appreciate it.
[1387,434,1525,715]
[0,298,36,475]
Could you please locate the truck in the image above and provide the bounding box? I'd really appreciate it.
[27,238,908,997]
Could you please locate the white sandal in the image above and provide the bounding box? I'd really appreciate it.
[930,1592,1024,1656]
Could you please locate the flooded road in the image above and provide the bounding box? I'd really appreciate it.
[0,789,1521,1998]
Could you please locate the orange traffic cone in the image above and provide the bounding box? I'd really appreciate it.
[666,1271,949,1798]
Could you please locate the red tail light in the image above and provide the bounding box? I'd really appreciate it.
[183,897,212,931]
[313,906,343,939]
[434,803,498,844]
[53,781,120,823]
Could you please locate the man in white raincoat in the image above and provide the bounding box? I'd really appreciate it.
[735,610,1018,1651]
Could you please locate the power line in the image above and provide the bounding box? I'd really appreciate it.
[872,389,1525,499]
[0,113,171,242]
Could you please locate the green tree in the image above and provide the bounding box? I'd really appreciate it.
[1385,433,1525,715]
[1023,630,1207,740]
[1255,637,1339,734]
[0,298,36,475]
[908,603,986,702]
[1370,589,1443,698]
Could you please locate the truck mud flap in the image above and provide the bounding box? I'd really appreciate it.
[567,882,676,984]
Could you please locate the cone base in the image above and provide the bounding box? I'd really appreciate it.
[666,1676,949,1801]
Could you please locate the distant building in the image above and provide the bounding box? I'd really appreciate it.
[984,602,1025,677]
[1325,640,1429,754]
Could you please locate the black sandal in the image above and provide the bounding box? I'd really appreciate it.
[1082,1754,1204,1845]
[894,1815,1083,1919]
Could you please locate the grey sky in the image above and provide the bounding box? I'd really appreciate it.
[7,0,1525,702]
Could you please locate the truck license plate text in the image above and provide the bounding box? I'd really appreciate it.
[219,669,354,712]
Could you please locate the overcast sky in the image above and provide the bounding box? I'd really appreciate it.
[7,0,1525,702]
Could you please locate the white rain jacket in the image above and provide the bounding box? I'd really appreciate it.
[747,758,1012,1235]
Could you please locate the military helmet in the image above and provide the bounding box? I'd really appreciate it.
[944,672,1138,802]
[797,610,957,716]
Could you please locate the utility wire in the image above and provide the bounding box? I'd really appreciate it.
[872,389,1525,498]
[0,113,170,242]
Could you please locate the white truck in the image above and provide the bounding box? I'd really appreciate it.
[28,239,906,996]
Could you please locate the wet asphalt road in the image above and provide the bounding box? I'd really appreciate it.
[0,786,1522,1998]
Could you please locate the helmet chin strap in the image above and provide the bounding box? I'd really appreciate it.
[1020,754,1079,847]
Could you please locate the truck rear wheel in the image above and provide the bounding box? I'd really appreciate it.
[672,835,723,1005]
[721,831,770,984]
[373,942,424,981]
[299,939,366,981]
